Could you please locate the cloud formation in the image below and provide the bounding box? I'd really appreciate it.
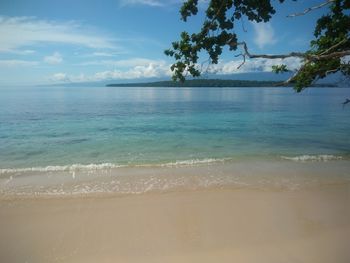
[0,16,116,53]
[78,58,164,67]
[119,0,166,7]
[252,22,277,49]
[53,59,171,83]
[90,52,116,57]
[51,56,301,83]
[208,57,301,74]
[119,0,207,7]
[51,73,70,82]
[0,59,38,67]
[44,52,63,64]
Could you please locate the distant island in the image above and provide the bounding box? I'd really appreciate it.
[106,79,336,88]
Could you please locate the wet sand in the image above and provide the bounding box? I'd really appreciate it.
[1,183,349,263]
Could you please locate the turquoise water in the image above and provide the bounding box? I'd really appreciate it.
[0,86,349,169]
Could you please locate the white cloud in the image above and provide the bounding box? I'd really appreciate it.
[50,56,302,83]
[95,62,171,80]
[44,52,63,64]
[252,22,277,49]
[207,57,301,74]
[119,0,204,7]
[51,59,171,83]
[0,59,38,67]
[341,55,350,64]
[0,16,117,53]
[51,73,70,82]
[78,51,128,58]
[78,58,163,67]
[6,49,36,55]
[91,52,115,57]
[119,0,165,7]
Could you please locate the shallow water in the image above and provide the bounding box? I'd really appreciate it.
[0,86,349,196]
[1,86,349,170]
[0,160,349,197]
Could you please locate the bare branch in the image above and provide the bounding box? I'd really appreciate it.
[324,68,339,75]
[287,0,335,18]
[200,57,212,74]
[319,38,348,55]
[237,41,306,59]
[234,52,246,69]
[230,40,349,87]
[318,50,350,60]
[236,41,350,61]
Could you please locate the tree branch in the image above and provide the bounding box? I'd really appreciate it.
[317,50,350,60]
[236,41,306,60]
[234,52,246,69]
[324,68,339,75]
[230,40,350,88]
[319,38,348,55]
[283,69,301,85]
[235,41,350,61]
[287,0,335,18]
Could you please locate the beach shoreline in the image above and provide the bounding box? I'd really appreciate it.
[1,182,349,263]
[1,159,350,198]
[1,158,350,262]
[1,159,350,262]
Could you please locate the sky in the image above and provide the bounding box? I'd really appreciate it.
[0,0,330,86]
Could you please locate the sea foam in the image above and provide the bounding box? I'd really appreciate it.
[0,158,230,175]
[1,158,349,197]
[0,163,126,175]
[281,154,343,162]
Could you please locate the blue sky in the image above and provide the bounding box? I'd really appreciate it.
[0,0,328,85]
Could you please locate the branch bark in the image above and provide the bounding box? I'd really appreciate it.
[319,38,348,55]
[230,40,350,87]
[287,0,335,18]
[235,41,350,61]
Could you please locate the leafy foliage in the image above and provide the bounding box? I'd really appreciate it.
[293,0,350,91]
[165,0,350,92]
[272,64,289,74]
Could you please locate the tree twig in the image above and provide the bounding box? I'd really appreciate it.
[283,67,303,85]
[235,41,350,61]
[318,50,350,60]
[230,40,349,85]
[287,0,335,18]
[234,53,246,69]
[325,68,339,75]
[319,38,348,55]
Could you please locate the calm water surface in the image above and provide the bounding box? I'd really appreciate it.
[0,86,349,169]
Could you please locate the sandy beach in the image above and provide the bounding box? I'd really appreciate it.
[1,180,349,263]
[1,86,350,262]
[1,0,350,259]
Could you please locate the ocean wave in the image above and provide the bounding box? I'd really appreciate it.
[0,163,126,175]
[1,156,350,197]
[0,158,230,175]
[158,158,230,167]
[281,154,343,162]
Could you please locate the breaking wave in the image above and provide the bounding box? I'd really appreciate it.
[281,154,343,162]
[0,158,231,175]
[1,156,349,197]
[0,163,125,175]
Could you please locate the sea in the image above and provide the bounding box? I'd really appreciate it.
[0,86,349,196]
